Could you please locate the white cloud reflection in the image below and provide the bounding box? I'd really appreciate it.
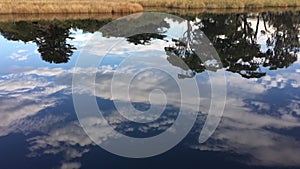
[0,20,299,166]
[60,162,81,169]
[61,51,300,166]
[27,122,93,156]
[0,68,68,136]
[2,48,299,165]
[191,71,300,166]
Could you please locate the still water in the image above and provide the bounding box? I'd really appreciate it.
[0,11,300,169]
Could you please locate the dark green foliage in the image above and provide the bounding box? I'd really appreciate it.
[0,19,110,63]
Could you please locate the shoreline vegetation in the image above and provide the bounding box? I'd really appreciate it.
[132,0,300,9]
[0,0,300,14]
[0,1,143,14]
[0,7,299,22]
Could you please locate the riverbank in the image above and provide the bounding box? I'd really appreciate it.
[0,7,299,22]
[131,0,300,9]
[0,0,299,14]
[0,1,143,14]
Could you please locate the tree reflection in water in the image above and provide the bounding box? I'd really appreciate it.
[125,12,299,79]
[0,12,299,77]
[0,19,110,63]
[35,24,76,63]
[164,12,299,79]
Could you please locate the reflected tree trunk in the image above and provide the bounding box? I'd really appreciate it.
[254,15,260,37]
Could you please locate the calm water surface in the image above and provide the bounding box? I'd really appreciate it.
[0,11,300,169]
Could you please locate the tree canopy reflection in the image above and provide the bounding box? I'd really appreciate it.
[123,12,299,79]
[0,19,110,63]
[0,12,299,78]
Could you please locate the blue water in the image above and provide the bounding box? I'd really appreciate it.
[0,11,299,169]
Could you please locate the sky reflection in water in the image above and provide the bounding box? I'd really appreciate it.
[0,11,300,169]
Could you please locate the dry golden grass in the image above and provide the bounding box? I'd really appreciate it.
[0,13,126,22]
[0,6,298,22]
[129,0,300,9]
[146,6,300,14]
[0,0,143,14]
[0,0,299,14]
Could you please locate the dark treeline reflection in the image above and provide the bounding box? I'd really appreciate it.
[0,12,299,78]
[126,11,300,79]
[198,12,300,78]
[0,19,111,63]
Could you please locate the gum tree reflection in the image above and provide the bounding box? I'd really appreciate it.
[261,12,299,70]
[203,13,268,78]
[165,21,206,79]
[201,12,299,78]
[117,12,299,79]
